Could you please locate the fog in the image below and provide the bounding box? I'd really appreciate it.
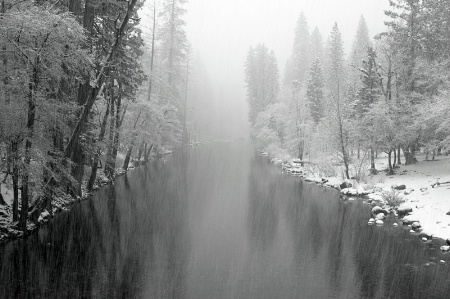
[184,0,390,140]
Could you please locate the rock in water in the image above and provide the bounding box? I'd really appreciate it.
[376,219,384,225]
[393,223,398,227]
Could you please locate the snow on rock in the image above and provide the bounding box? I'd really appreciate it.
[440,245,450,252]
[376,219,384,225]
[411,222,421,230]
[394,184,406,190]
[404,188,414,195]
[341,188,358,196]
[368,193,384,202]
[376,213,385,220]
[402,215,420,225]
[37,210,51,223]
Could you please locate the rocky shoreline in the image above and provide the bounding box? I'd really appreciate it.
[263,153,450,253]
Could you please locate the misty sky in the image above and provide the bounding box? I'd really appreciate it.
[183,0,390,138]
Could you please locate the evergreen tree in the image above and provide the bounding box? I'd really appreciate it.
[327,22,350,179]
[306,58,324,123]
[158,0,188,110]
[310,26,324,63]
[285,12,311,85]
[349,15,371,86]
[244,44,280,125]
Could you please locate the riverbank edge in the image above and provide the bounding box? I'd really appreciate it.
[261,153,450,251]
[0,162,150,246]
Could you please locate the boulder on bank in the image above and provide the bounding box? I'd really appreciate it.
[341,188,358,196]
[372,206,388,216]
[419,230,433,241]
[368,193,384,202]
[397,204,413,216]
[340,182,352,190]
[394,184,406,190]
[440,245,450,252]
[404,188,414,195]
[402,215,420,225]
[376,213,385,220]
[411,221,421,230]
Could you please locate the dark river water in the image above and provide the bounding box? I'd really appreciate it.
[1,143,450,299]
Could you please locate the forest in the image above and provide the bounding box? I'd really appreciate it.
[245,0,450,180]
[0,0,219,232]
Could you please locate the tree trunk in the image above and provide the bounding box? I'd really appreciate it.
[10,140,20,222]
[110,82,124,173]
[147,0,156,101]
[0,184,5,206]
[370,147,376,173]
[136,140,144,165]
[20,64,38,232]
[122,110,142,171]
[397,145,401,165]
[69,0,96,197]
[144,144,153,163]
[105,81,116,178]
[387,150,394,175]
[123,145,133,170]
[65,0,139,161]
[393,148,397,168]
[87,98,110,191]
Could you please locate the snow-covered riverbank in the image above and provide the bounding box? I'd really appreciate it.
[0,166,133,244]
[263,151,450,249]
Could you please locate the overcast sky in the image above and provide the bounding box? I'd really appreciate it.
[182,0,391,138]
[186,0,389,84]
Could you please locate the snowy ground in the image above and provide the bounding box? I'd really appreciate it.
[372,153,450,242]
[269,151,450,244]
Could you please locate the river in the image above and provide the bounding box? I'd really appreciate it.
[1,142,450,298]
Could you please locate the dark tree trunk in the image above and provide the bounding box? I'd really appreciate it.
[136,140,144,165]
[110,82,124,173]
[393,148,397,168]
[370,147,376,172]
[21,63,38,232]
[144,144,153,163]
[123,146,133,171]
[105,82,116,178]
[0,185,5,205]
[387,150,394,175]
[122,110,142,171]
[397,145,402,165]
[9,140,20,222]
[87,98,110,191]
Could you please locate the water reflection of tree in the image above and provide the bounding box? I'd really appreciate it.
[247,156,279,252]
